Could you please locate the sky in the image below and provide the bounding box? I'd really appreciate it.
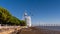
[0,0,60,26]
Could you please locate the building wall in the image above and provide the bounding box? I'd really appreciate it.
[25,16,31,27]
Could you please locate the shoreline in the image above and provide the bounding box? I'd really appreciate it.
[0,26,60,34]
[16,27,60,34]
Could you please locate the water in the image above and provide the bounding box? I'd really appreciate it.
[36,26,60,31]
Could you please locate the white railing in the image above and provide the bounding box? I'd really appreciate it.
[39,24,60,26]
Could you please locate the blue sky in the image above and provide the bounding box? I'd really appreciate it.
[0,0,60,25]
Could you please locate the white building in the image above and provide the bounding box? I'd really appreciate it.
[24,12,31,27]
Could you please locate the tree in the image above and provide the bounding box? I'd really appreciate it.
[20,20,26,26]
[0,7,26,26]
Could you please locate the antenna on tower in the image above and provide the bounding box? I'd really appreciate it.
[28,9,34,17]
[22,10,27,20]
[24,10,28,16]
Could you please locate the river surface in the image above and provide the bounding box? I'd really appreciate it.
[36,26,60,31]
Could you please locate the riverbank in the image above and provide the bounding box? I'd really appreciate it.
[16,27,60,34]
[0,26,60,34]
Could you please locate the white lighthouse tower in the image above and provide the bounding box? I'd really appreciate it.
[24,12,31,27]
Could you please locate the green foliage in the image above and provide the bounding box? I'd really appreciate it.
[0,7,26,26]
[20,20,26,26]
